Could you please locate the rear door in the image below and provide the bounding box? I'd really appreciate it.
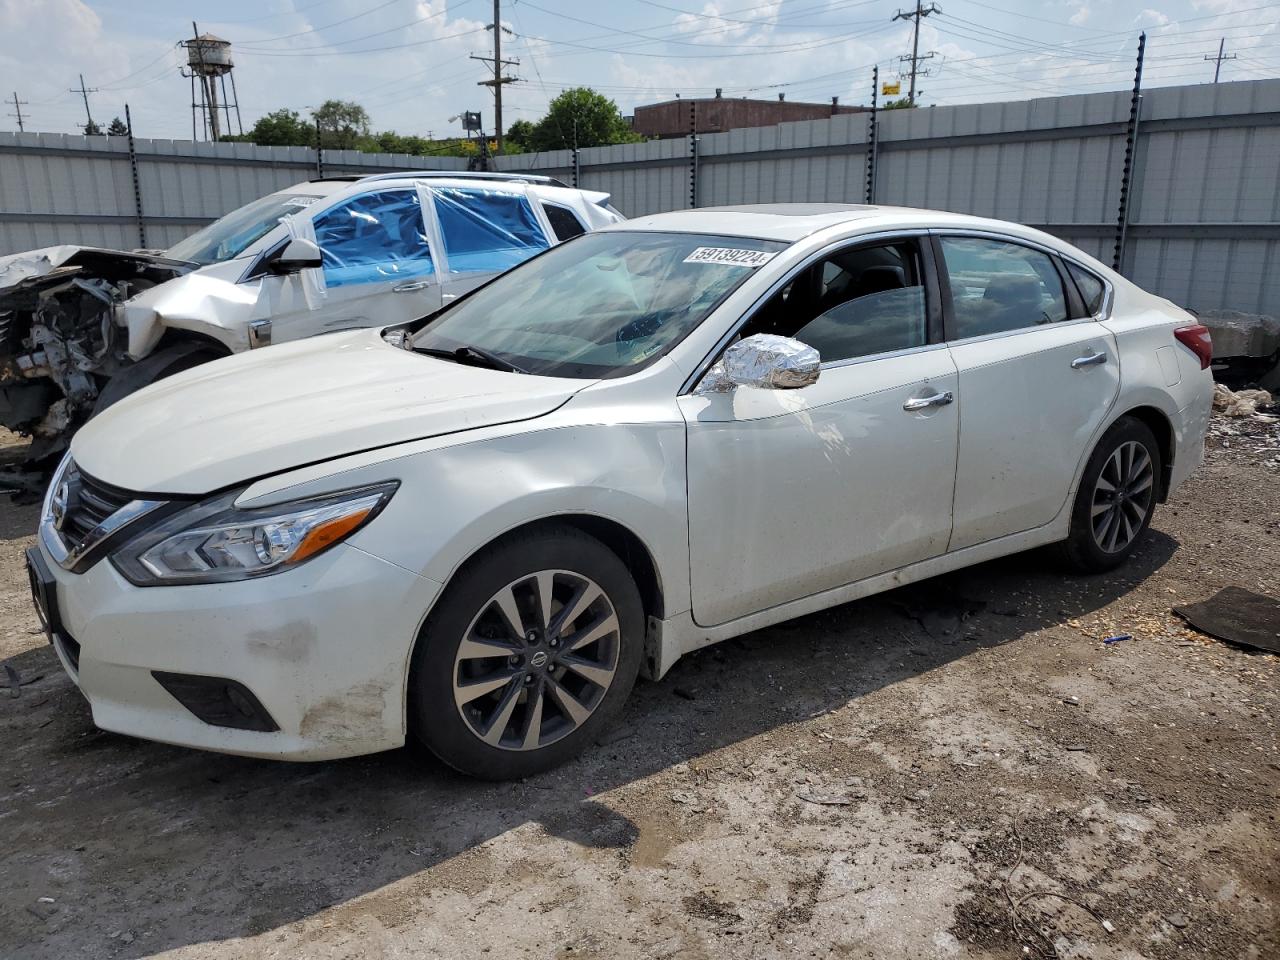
[427,183,552,305]
[937,233,1120,550]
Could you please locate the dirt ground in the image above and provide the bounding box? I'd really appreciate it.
[1,418,1277,960]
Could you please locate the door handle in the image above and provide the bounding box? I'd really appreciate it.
[902,390,954,412]
[1071,351,1108,369]
[441,292,458,302]
[392,280,432,293]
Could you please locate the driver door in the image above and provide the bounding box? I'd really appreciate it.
[261,187,443,343]
[677,235,960,627]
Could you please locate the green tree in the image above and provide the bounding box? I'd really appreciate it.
[225,108,314,146]
[505,118,536,151]
[106,116,129,137]
[526,88,641,152]
[312,99,370,150]
[82,119,102,136]
[882,97,917,110]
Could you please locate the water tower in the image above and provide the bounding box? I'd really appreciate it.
[180,23,243,141]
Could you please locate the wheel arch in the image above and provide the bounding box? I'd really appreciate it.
[439,513,666,623]
[1110,404,1175,502]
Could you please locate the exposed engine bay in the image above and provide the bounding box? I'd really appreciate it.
[0,247,192,463]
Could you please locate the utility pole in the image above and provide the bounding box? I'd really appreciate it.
[1204,38,1237,83]
[472,0,518,154]
[7,92,28,132]
[892,1,938,106]
[70,73,99,130]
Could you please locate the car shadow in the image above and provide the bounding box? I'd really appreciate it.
[0,531,1179,957]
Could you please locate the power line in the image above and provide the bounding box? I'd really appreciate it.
[7,92,28,132]
[69,73,99,130]
[473,0,519,154]
[1205,38,1238,83]
[893,1,939,105]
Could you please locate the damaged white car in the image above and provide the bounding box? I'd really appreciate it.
[29,205,1213,780]
[0,171,622,460]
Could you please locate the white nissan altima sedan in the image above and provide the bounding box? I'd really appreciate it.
[28,204,1214,779]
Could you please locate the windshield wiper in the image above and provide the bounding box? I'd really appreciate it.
[414,344,525,374]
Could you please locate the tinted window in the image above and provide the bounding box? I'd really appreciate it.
[414,231,784,378]
[1067,262,1106,315]
[543,203,587,241]
[312,189,433,288]
[432,186,549,274]
[741,240,928,363]
[940,237,1068,338]
[166,192,320,265]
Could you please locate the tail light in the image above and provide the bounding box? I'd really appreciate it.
[1174,324,1213,370]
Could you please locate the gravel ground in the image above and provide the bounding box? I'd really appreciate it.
[1,419,1277,960]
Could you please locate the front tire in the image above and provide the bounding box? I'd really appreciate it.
[408,526,643,780]
[1058,416,1162,573]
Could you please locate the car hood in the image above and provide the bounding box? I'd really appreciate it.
[0,245,190,292]
[71,329,590,495]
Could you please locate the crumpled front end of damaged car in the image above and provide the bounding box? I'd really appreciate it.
[0,246,192,462]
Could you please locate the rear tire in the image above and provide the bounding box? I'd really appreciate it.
[408,526,643,780]
[1057,416,1162,573]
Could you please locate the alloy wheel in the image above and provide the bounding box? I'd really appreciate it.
[1090,439,1154,554]
[452,570,620,751]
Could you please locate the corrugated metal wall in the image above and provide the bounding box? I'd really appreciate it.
[3,79,1278,315]
[0,134,466,254]
[497,79,1280,317]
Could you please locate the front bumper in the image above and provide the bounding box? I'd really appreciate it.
[34,536,440,761]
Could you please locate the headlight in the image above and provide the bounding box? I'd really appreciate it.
[112,482,398,586]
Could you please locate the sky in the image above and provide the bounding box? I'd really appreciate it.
[0,0,1275,141]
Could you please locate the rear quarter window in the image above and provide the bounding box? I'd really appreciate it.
[1067,262,1107,315]
[543,203,588,241]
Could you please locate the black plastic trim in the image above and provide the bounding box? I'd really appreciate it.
[152,672,280,732]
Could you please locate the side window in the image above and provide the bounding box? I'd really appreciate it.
[432,186,550,275]
[1067,261,1106,316]
[940,236,1068,339]
[311,190,433,288]
[543,203,587,242]
[740,240,928,364]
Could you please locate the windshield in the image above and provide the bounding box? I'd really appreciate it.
[166,192,321,265]
[412,231,786,378]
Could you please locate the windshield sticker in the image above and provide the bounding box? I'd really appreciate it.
[282,196,319,208]
[683,247,776,268]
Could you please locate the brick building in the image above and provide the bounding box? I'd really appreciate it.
[630,90,868,139]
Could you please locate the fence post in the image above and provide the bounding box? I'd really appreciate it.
[124,104,146,249]
[1112,33,1146,274]
[572,145,580,189]
[866,67,879,205]
[314,118,324,178]
[689,101,698,209]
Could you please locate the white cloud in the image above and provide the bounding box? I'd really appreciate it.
[1069,4,1092,26]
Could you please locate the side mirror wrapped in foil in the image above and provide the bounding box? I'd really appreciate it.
[696,333,821,394]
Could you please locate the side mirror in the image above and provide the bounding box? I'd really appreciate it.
[696,333,821,394]
[268,237,323,275]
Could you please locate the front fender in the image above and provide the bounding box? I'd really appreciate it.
[120,273,259,359]
[238,421,693,620]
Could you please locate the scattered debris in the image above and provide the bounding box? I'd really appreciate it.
[1174,587,1280,655]
[1102,634,1132,645]
[1212,383,1275,419]
[796,790,858,806]
[1102,919,1116,934]
[1165,913,1190,929]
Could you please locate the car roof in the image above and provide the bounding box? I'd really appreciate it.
[602,204,1060,245]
